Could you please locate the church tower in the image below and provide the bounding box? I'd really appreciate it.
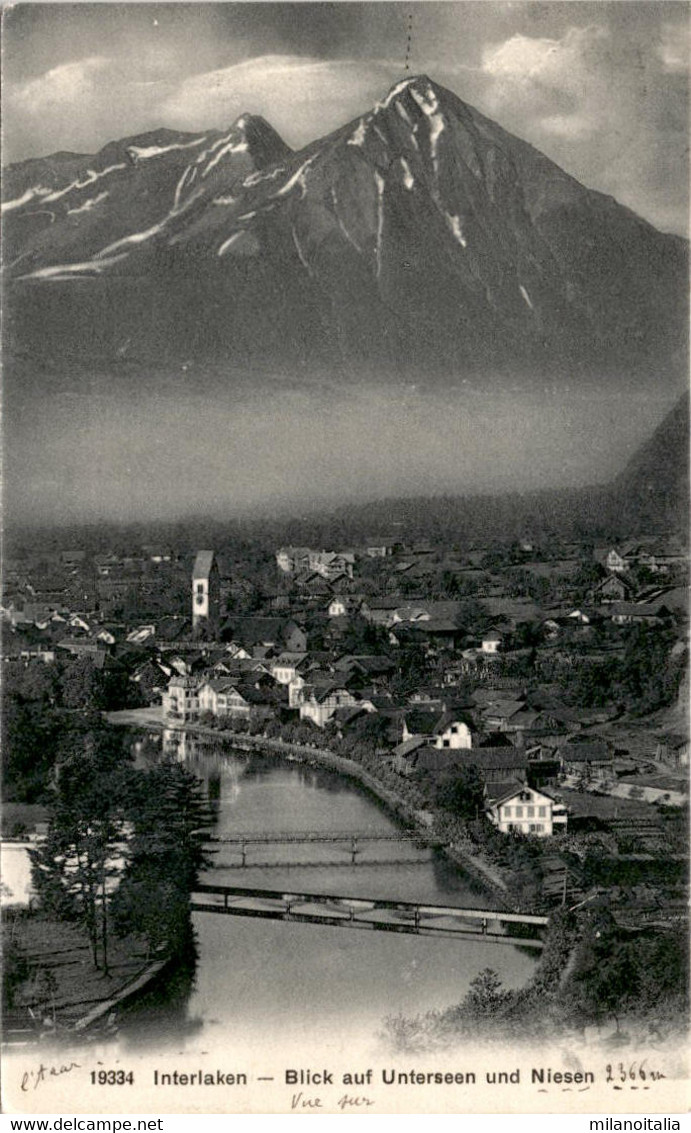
[192,550,220,629]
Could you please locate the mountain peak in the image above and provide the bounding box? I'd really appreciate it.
[377,74,440,110]
[226,113,292,166]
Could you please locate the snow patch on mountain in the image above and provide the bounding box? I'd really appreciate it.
[378,78,415,110]
[126,136,207,162]
[400,158,415,191]
[98,221,167,257]
[275,155,316,200]
[519,284,534,310]
[43,164,127,204]
[173,166,199,211]
[374,171,385,278]
[347,120,367,148]
[331,188,362,253]
[292,227,311,274]
[218,232,243,256]
[213,195,237,206]
[67,191,109,216]
[202,136,248,177]
[20,254,128,281]
[243,165,286,187]
[445,213,467,248]
[395,102,413,127]
[409,85,445,174]
[1,186,51,213]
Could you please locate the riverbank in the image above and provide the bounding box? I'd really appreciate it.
[2,909,170,1043]
[107,710,511,903]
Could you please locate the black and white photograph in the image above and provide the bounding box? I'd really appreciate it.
[1,0,689,1115]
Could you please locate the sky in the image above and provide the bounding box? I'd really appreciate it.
[2,2,689,527]
[3,1,689,235]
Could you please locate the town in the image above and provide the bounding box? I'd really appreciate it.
[2,515,688,1043]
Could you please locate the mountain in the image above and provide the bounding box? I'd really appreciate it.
[3,75,688,385]
[613,391,689,532]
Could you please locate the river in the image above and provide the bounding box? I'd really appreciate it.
[119,736,538,1053]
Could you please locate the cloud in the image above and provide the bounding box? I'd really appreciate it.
[160,54,401,145]
[4,51,401,161]
[475,22,689,234]
[658,21,690,73]
[12,55,111,113]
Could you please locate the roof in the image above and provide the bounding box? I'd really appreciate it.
[392,736,430,759]
[559,742,612,763]
[192,550,215,580]
[484,779,525,805]
[485,782,555,807]
[482,699,525,719]
[225,617,284,644]
[609,602,668,617]
[403,710,439,735]
[459,750,528,770]
[434,711,474,734]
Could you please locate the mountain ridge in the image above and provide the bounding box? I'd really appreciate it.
[4,75,688,387]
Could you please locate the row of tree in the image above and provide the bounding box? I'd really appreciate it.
[29,716,210,974]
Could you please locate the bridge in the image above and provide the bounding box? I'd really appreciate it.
[191,883,549,948]
[207,831,423,844]
[205,830,431,868]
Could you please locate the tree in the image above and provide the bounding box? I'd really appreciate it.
[464,969,507,1018]
[434,764,485,819]
[59,657,107,711]
[112,761,212,961]
[30,722,134,973]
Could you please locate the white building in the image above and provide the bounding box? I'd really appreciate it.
[485,785,567,838]
[163,674,200,722]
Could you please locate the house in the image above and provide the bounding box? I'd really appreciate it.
[326,596,360,618]
[192,551,220,629]
[270,652,309,685]
[392,736,429,774]
[559,741,613,778]
[432,712,473,750]
[603,547,630,573]
[283,621,308,654]
[608,602,670,625]
[654,734,690,769]
[275,547,312,573]
[299,682,361,728]
[481,699,526,732]
[485,784,568,837]
[163,674,200,721]
[126,624,156,645]
[226,617,284,649]
[312,552,355,581]
[198,680,277,723]
[591,574,636,603]
[481,630,504,655]
[464,747,529,783]
[360,598,406,627]
[363,538,399,558]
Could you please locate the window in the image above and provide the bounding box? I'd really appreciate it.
[530,824,544,833]
[443,739,450,748]
[196,595,204,606]
[514,807,523,818]
[503,807,512,818]
[538,806,547,817]
[526,806,535,818]
[196,583,204,594]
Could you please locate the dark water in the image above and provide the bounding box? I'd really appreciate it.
[120,738,537,1050]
